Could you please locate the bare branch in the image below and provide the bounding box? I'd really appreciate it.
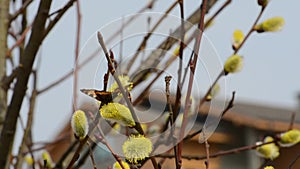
[73,0,81,111]
[156,140,276,161]
[15,71,37,168]
[177,0,208,167]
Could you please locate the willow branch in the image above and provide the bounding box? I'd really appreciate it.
[177,0,208,167]
[156,140,275,160]
[73,0,81,111]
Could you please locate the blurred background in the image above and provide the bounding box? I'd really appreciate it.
[8,0,300,168]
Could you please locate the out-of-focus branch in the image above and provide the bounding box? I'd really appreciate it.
[0,0,9,136]
[43,0,77,39]
[6,23,32,58]
[9,0,33,23]
[0,1,52,168]
[156,140,276,161]
[288,152,300,169]
[15,70,37,169]
[124,1,178,74]
[183,91,236,141]
[131,0,219,86]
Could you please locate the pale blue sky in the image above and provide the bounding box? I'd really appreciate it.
[12,0,300,151]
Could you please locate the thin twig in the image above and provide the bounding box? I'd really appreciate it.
[288,112,295,130]
[177,0,208,167]
[95,135,126,169]
[204,0,232,28]
[73,0,81,111]
[73,140,97,168]
[156,140,276,160]
[233,7,265,54]
[43,0,77,39]
[80,112,126,169]
[288,152,300,169]
[165,76,180,169]
[173,0,185,128]
[66,136,89,169]
[173,0,186,168]
[204,140,210,169]
[88,142,97,169]
[184,91,235,141]
[6,23,32,58]
[165,76,174,124]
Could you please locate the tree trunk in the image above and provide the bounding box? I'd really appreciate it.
[0,0,9,135]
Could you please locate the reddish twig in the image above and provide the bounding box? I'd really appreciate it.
[234,7,265,54]
[177,0,208,167]
[6,23,32,58]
